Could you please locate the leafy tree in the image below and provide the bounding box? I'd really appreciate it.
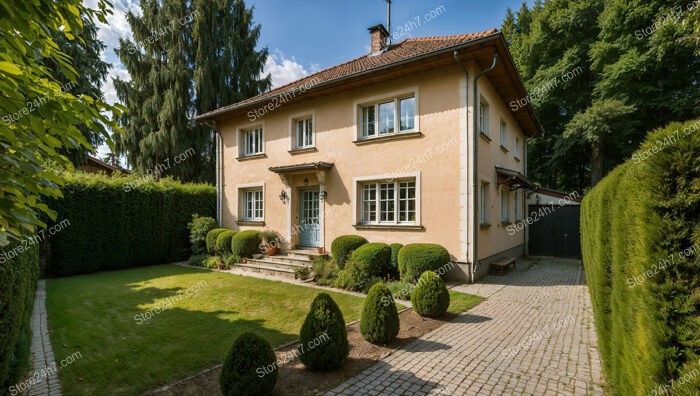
[0,1,121,246]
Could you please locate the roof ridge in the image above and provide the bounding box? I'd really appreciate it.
[404,28,498,42]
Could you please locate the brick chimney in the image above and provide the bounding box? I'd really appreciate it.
[368,24,389,54]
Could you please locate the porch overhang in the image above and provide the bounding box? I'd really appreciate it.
[268,162,334,174]
[496,166,536,191]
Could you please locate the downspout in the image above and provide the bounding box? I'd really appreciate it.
[453,51,472,283]
[472,52,499,281]
[207,120,222,226]
[524,136,535,256]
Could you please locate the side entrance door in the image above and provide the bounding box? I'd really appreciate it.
[528,205,581,258]
[299,189,321,247]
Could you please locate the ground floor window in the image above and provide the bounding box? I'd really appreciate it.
[242,188,264,221]
[361,179,416,225]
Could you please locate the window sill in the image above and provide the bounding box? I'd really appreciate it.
[479,132,492,142]
[353,131,423,146]
[500,221,512,226]
[236,154,267,161]
[236,220,266,226]
[353,224,424,231]
[500,145,509,153]
[514,156,521,162]
[288,147,317,155]
[480,223,491,229]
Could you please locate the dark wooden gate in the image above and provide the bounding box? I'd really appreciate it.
[528,205,581,258]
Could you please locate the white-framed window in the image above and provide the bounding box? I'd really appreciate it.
[360,179,417,225]
[241,127,264,156]
[479,98,490,136]
[295,117,314,149]
[515,136,521,159]
[480,181,489,225]
[242,188,264,221]
[501,187,510,223]
[514,190,521,221]
[360,95,416,138]
[500,119,508,150]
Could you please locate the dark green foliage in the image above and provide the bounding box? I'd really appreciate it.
[333,261,381,293]
[398,244,450,282]
[349,243,391,278]
[187,254,209,267]
[231,230,262,258]
[206,228,228,254]
[219,332,277,396]
[46,172,215,276]
[411,271,450,318]
[360,283,400,344]
[389,243,403,278]
[216,230,237,257]
[581,120,700,395]
[299,293,349,371]
[311,257,338,286]
[331,235,368,268]
[188,214,217,255]
[0,241,39,391]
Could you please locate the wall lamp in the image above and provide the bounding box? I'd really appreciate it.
[279,190,288,203]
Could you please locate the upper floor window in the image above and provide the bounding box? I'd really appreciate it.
[361,179,416,225]
[242,127,263,156]
[361,95,416,138]
[295,117,314,149]
[479,98,490,137]
[500,119,508,150]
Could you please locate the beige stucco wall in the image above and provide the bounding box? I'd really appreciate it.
[217,62,528,265]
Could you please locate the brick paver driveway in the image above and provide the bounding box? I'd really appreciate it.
[326,258,606,396]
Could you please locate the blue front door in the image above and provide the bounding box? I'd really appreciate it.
[299,189,321,247]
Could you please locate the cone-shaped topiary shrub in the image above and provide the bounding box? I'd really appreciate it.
[231,230,262,258]
[219,331,277,396]
[398,243,450,282]
[331,235,368,268]
[299,293,349,371]
[360,282,400,344]
[350,242,391,278]
[411,270,450,317]
[206,228,228,254]
[389,243,403,278]
[216,230,237,256]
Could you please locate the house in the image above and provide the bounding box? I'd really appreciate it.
[79,156,130,176]
[196,26,542,282]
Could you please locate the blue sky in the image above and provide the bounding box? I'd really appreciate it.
[85,0,532,157]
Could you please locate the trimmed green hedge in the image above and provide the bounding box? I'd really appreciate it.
[231,230,262,259]
[331,235,368,268]
[398,243,450,281]
[206,228,227,254]
[581,120,700,395]
[389,243,403,278]
[0,241,39,392]
[46,172,215,276]
[219,332,277,396]
[215,230,237,257]
[299,293,349,371]
[349,243,391,278]
[360,282,399,344]
[411,270,450,317]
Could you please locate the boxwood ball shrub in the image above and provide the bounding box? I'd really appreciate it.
[411,270,450,317]
[299,293,349,371]
[331,235,368,268]
[360,282,400,344]
[188,214,217,255]
[215,230,237,257]
[389,243,403,278]
[350,242,391,278]
[398,243,450,282]
[219,332,277,396]
[231,230,262,258]
[206,228,228,254]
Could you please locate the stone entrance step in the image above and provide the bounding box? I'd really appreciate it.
[236,252,319,279]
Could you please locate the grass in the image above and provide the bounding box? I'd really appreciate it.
[385,280,485,314]
[46,264,373,395]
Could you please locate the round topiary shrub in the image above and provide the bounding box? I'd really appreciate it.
[331,235,368,268]
[411,270,450,317]
[349,242,391,278]
[219,331,278,396]
[389,243,403,278]
[398,243,451,282]
[231,230,262,258]
[206,228,228,254]
[299,293,349,371]
[216,230,237,256]
[360,282,400,344]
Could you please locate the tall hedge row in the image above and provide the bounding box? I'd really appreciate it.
[47,172,215,276]
[0,241,39,392]
[581,120,700,395]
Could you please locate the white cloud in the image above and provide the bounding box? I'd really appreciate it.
[263,50,309,88]
[103,67,130,105]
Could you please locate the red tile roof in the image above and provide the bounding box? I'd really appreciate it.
[197,29,499,120]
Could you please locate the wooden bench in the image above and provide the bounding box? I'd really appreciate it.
[489,256,517,275]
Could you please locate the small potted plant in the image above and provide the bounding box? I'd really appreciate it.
[260,230,282,256]
[316,247,325,254]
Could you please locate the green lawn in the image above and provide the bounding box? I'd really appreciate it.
[448,291,485,314]
[46,265,370,395]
